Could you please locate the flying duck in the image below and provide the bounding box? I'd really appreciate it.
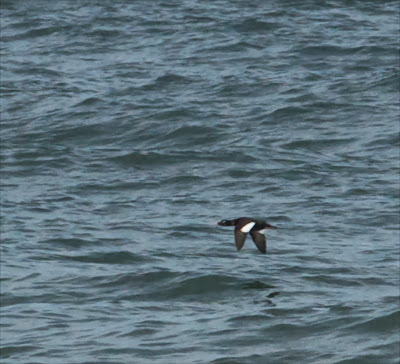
[218,217,277,254]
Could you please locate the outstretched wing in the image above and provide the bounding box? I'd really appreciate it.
[250,231,266,254]
[234,227,247,251]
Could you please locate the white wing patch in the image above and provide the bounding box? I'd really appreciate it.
[240,222,256,233]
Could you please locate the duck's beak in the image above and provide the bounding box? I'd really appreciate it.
[266,223,278,229]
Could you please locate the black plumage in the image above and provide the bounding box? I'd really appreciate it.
[218,217,277,254]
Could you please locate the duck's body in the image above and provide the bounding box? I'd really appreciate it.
[217,217,277,254]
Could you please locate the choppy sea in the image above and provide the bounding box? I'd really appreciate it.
[1,1,399,363]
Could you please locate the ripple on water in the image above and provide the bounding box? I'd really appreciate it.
[1,1,399,363]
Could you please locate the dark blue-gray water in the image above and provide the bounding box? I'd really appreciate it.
[1,1,399,363]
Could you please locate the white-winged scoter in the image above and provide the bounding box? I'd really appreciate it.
[217,217,277,254]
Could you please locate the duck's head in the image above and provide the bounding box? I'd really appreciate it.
[217,219,235,226]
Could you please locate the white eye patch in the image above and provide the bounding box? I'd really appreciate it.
[240,222,256,233]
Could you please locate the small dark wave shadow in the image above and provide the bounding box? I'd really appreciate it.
[233,18,281,33]
[73,96,102,107]
[119,273,245,302]
[241,281,280,307]
[38,238,98,248]
[253,291,280,307]
[241,280,275,290]
[159,274,238,300]
[142,73,193,90]
[53,251,152,264]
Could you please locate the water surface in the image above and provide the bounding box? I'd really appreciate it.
[1,1,399,363]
